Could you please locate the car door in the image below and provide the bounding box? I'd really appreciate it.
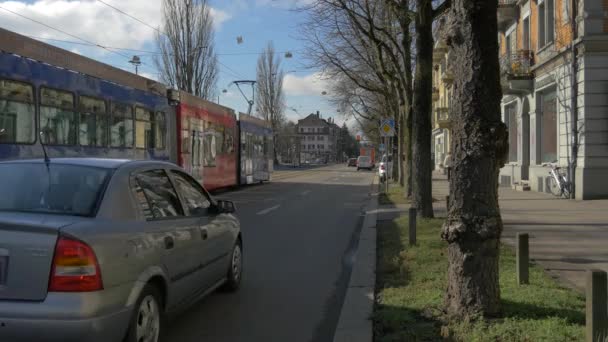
[131,169,201,308]
[169,170,233,290]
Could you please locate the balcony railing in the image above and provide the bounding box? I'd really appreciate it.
[500,50,534,78]
[435,107,451,129]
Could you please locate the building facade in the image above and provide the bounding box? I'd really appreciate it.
[497,0,608,199]
[296,112,340,163]
[432,28,453,172]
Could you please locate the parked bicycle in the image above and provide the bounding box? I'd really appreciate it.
[542,161,571,198]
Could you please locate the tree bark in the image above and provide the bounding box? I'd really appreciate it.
[441,0,508,319]
[412,0,434,217]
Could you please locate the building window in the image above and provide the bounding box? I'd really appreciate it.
[300,127,304,133]
[540,91,557,163]
[40,87,76,145]
[505,103,518,163]
[538,0,555,48]
[523,17,530,50]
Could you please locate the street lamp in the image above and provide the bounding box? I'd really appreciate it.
[128,55,141,75]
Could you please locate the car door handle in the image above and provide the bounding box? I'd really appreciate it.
[164,236,174,250]
[200,229,208,240]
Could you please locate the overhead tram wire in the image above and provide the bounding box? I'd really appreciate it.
[0,5,132,60]
[95,0,163,35]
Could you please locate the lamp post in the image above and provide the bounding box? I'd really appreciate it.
[128,55,141,75]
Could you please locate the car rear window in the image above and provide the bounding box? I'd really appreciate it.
[0,163,111,217]
[358,156,370,162]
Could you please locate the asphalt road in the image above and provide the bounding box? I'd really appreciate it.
[164,164,375,342]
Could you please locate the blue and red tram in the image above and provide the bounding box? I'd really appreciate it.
[0,28,272,191]
[238,113,273,184]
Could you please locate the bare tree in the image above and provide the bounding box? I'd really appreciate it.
[299,0,413,192]
[441,0,508,319]
[155,0,218,100]
[256,42,286,164]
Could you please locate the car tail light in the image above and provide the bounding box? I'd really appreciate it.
[380,164,385,171]
[48,236,103,292]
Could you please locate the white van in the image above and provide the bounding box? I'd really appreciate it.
[356,155,373,171]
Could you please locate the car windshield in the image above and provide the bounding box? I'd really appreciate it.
[0,163,111,217]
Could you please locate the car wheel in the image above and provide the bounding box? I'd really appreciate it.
[222,240,243,292]
[356,168,360,171]
[124,284,163,342]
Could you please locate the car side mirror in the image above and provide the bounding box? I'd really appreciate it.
[213,200,236,214]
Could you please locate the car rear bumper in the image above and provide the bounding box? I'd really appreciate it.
[0,306,131,342]
[0,286,133,342]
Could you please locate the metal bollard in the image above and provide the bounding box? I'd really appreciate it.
[586,270,608,342]
[516,233,529,285]
[408,207,417,246]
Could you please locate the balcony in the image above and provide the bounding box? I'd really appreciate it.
[435,107,451,129]
[432,87,440,102]
[497,0,518,31]
[441,70,454,84]
[500,50,534,94]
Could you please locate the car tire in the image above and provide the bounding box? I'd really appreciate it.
[356,168,360,171]
[221,240,243,292]
[124,284,163,342]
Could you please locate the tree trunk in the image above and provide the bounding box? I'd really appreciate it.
[441,0,508,319]
[398,107,406,187]
[412,0,434,217]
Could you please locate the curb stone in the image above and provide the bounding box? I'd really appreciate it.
[333,176,378,342]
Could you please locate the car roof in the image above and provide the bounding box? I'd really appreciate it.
[0,158,176,169]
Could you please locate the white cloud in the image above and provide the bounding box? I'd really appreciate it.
[255,0,314,9]
[0,0,230,53]
[283,72,332,97]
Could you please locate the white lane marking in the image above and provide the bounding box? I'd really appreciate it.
[301,190,312,196]
[256,205,281,216]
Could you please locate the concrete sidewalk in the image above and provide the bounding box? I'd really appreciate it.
[429,172,608,292]
[378,172,608,292]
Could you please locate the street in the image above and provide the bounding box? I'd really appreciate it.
[164,164,375,342]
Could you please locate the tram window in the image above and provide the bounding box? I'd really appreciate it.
[225,127,235,153]
[202,121,216,167]
[79,96,107,147]
[111,103,134,148]
[0,79,35,144]
[40,88,76,145]
[155,112,166,149]
[135,107,154,149]
[215,125,225,155]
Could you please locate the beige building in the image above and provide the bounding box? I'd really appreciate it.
[432,25,453,172]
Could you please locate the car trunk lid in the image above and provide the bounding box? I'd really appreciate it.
[0,213,80,301]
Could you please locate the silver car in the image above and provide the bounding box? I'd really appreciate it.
[0,158,242,342]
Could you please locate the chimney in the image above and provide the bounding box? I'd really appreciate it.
[316,111,320,118]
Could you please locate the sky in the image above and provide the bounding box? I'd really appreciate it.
[0,0,354,127]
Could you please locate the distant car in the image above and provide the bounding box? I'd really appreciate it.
[378,154,394,182]
[347,158,357,167]
[357,156,373,171]
[0,158,241,342]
